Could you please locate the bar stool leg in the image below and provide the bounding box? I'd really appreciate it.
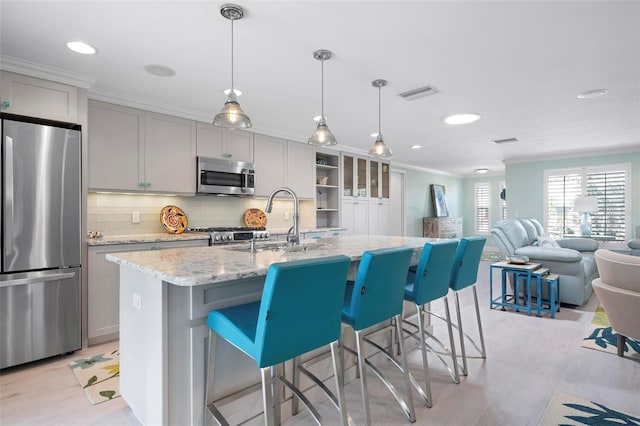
[443,296,461,383]
[292,357,300,415]
[261,367,276,426]
[204,330,229,426]
[454,292,468,376]
[395,314,416,422]
[415,304,433,407]
[354,330,372,426]
[472,286,487,359]
[330,341,350,426]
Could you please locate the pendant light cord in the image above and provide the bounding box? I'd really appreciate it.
[230,18,235,91]
[378,86,382,136]
[321,59,325,118]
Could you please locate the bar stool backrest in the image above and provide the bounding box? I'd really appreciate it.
[344,247,414,331]
[410,240,459,305]
[256,255,351,367]
[450,237,487,291]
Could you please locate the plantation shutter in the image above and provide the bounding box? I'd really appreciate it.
[546,173,581,236]
[586,170,626,241]
[475,183,490,233]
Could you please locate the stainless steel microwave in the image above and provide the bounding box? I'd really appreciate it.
[197,157,255,196]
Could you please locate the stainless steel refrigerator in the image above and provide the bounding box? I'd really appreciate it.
[0,114,82,369]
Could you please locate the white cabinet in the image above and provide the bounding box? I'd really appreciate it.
[253,134,286,196]
[315,150,341,228]
[0,71,79,123]
[196,122,253,163]
[369,159,390,200]
[368,201,391,235]
[342,154,368,198]
[87,239,208,343]
[88,100,196,194]
[286,141,315,199]
[144,112,196,193]
[341,199,368,235]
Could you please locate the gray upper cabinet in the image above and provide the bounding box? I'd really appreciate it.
[253,134,286,196]
[0,71,79,123]
[196,122,253,163]
[285,141,315,199]
[88,100,196,194]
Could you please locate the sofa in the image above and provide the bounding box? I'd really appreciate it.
[491,218,599,306]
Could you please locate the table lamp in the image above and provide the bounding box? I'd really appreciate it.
[573,196,599,236]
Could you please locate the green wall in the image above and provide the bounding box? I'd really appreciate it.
[505,151,640,241]
[401,149,639,242]
[401,168,463,237]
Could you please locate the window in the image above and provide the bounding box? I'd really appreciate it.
[474,182,490,234]
[544,164,631,241]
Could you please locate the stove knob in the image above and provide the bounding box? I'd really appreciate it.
[226,234,233,241]
[256,232,264,239]
[264,231,270,239]
[214,235,221,241]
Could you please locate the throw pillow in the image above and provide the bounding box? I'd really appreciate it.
[537,236,560,248]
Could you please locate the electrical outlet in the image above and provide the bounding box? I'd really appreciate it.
[132,293,142,310]
[132,211,140,224]
[284,212,290,221]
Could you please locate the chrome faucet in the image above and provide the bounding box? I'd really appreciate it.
[265,187,299,245]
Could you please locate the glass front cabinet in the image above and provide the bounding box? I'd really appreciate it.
[369,159,390,200]
[342,154,368,199]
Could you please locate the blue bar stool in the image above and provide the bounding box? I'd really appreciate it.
[341,247,416,425]
[449,237,487,376]
[403,240,460,407]
[204,255,352,426]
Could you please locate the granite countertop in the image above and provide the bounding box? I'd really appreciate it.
[106,235,437,287]
[87,232,210,246]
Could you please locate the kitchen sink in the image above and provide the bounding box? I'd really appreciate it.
[223,241,323,253]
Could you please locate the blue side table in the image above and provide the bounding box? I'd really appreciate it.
[490,261,541,315]
[536,273,560,318]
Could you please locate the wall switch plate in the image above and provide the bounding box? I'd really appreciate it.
[132,293,142,310]
[132,211,140,224]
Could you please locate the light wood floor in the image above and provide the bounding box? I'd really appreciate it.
[1,262,638,425]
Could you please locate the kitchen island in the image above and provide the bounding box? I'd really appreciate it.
[107,235,440,426]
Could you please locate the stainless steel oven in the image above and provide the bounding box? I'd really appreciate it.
[197,157,255,196]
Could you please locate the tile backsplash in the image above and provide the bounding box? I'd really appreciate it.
[87,193,316,236]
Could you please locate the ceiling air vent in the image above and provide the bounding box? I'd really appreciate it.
[492,137,519,144]
[397,85,439,100]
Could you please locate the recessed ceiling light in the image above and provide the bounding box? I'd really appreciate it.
[224,88,242,96]
[577,89,608,99]
[475,168,489,174]
[411,145,422,149]
[66,41,97,55]
[443,113,481,125]
[144,64,176,77]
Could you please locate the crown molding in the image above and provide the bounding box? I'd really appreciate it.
[0,55,96,88]
[504,144,640,164]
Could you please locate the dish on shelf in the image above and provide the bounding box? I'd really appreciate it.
[160,205,188,234]
[244,208,267,228]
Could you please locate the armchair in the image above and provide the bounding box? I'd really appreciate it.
[592,249,640,357]
[491,218,599,306]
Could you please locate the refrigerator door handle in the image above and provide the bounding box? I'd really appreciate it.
[4,135,14,256]
[0,271,76,288]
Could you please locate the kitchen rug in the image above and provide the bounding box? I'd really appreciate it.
[539,392,640,425]
[69,349,120,404]
[582,306,640,360]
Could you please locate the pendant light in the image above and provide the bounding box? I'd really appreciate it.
[308,49,337,146]
[213,4,252,129]
[368,79,392,158]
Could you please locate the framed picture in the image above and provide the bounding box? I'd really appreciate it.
[431,184,449,217]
